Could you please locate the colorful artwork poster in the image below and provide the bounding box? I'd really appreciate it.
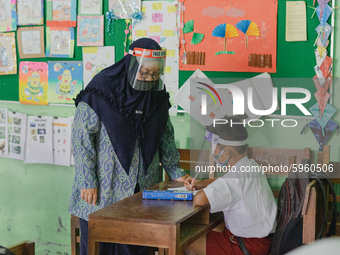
[17,0,44,25]
[48,61,83,104]
[179,0,278,73]
[77,15,104,46]
[0,0,17,32]
[0,32,17,75]
[82,46,115,87]
[19,61,48,105]
[46,27,75,58]
[109,0,141,19]
[46,0,77,27]
[78,0,102,15]
[17,26,45,58]
[0,108,8,156]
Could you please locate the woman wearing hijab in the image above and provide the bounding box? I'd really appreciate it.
[69,38,189,255]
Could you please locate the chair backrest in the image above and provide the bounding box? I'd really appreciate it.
[8,241,35,255]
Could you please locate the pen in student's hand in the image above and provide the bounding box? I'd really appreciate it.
[190,171,200,189]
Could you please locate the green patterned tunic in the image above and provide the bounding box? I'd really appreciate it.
[68,102,185,220]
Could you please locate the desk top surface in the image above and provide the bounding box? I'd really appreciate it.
[89,181,207,225]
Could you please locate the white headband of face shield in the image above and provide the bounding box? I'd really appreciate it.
[204,130,248,154]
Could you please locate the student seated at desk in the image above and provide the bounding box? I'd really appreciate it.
[184,116,277,255]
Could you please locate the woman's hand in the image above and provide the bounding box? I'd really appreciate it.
[81,188,98,206]
[174,174,190,183]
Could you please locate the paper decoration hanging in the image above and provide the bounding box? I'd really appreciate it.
[235,20,259,49]
[317,0,330,10]
[48,61,83,104]
[302,118,339,152]
[315,23,332,47]
[19,61,48,105]
[319,55,332,78]
[315,5,332,26]
[309,103,336,131]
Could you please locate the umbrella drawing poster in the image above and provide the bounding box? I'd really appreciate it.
[179,0,278,73]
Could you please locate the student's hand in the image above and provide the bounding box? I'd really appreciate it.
[81,188,98,206]
[174,174,190,183]
[184,176,198,191]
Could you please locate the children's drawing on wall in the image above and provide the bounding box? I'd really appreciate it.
[79,0,102,15]
[51,30,70,54]
[109,0,140,19]
[0,41,8,67]
[46,27,74,58]
[19,62,48,105]
[18,0,43,25]
[82,46,115,87]
[0,0,9,25]
[17,26,45,58]
[0,108,8,156]
[48,61,83,104]
[0,32,17,75]
[22,30,41,54]
[52,1,71,21]
[0,0,16,32]
[77,16,103,46]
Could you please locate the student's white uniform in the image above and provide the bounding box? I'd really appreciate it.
[203,156,277,238]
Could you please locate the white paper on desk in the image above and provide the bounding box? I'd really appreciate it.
[168,187,199,195]
[5,111,27,161]
[0,108,9,156]
[24,116,53,164]
[286,1,307,42]
[52,117,72,166]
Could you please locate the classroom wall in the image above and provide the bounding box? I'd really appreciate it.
[0,9,339,255]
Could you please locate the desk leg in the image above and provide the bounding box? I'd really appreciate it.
[168,225,184,255]
[88,220,100,255]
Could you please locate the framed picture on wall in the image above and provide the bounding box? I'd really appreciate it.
[0,0,17,32]
[0,32,17,75]
[46,0,77,27]
[17,26,45,58]
[78,0,102,16]
[77,15,104,46]
[46,27,75,58]
[17,0,44,25]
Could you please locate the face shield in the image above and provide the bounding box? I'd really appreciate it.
[128,47,166,91]
[194,130,248,178]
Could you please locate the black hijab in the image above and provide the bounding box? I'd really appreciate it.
[75,38,170,175]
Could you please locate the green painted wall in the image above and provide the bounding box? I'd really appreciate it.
[1,9,340,255]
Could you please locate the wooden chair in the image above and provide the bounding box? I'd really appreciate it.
[71,215,80,255]
[7,241,35,255]
[315,145,340,236]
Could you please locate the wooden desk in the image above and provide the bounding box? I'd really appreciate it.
[88,181,223,255]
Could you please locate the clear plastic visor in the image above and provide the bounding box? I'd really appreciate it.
[128,48,166,91]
